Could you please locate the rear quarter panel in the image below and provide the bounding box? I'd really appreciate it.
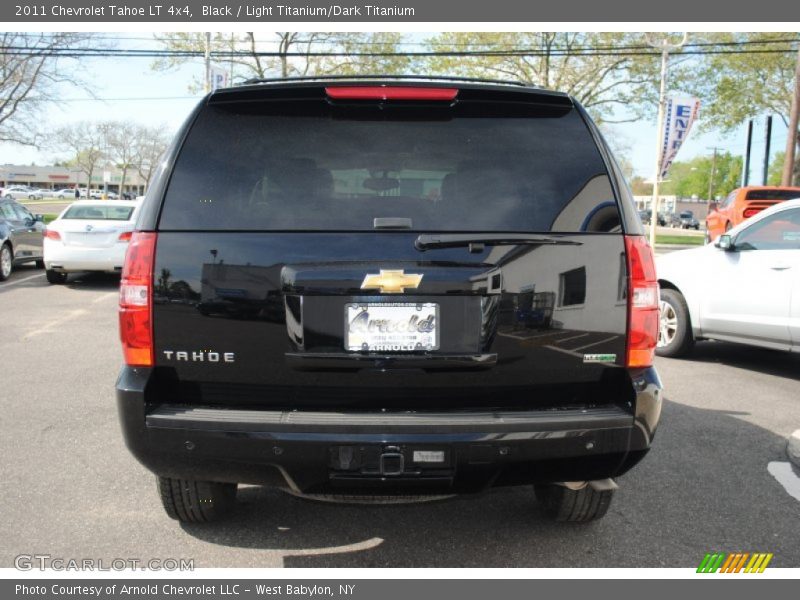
[657,247,708,336]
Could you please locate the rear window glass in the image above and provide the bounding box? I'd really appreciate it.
[159,99,619,233]
[62,205,134,220]
[745,190,800,201]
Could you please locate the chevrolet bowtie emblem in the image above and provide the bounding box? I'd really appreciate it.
[360,269,423,294]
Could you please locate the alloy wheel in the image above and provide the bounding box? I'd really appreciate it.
[658,300,678,347]
[0,246,12,279]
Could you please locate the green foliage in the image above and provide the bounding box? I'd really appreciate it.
[679,33,800,132]
[656,234,704,246]
[767,151,800,185]
[630,176,652,195]
[768,152,785,185]
[661,152,743,199]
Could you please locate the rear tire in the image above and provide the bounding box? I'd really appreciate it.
[535,484,614,522]
[0,244,12,281]
[35,259,45,269]
[46,269,68,284]
[157,476,237,523]
[656,288,694,357]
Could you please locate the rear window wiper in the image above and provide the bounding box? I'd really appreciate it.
[415,233,583,252]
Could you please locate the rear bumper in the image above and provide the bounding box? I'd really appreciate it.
[44,241,127,272]
[116,366,663,494]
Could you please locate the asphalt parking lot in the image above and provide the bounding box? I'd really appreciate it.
[1,263,799,569]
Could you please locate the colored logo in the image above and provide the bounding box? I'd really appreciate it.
[697,552,773,573]
[361,270,423,294]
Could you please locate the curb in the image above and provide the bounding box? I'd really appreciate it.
[654,244,700,253]
[788,430,800,468]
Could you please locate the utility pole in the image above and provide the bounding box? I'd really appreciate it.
[707,146,721,204]
[646,33,687,247]
[782,46,800,186]
[762,116,773,185]
[742,119,753,186]
[204,32,212,94]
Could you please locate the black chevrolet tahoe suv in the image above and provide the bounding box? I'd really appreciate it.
[117,77,663,523]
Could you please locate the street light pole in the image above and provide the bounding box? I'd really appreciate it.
[647,33,687,248]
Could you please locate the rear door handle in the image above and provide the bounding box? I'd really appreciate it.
[770,265,792,271]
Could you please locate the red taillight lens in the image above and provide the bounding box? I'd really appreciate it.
[43,229,61,241]
[118,231,132,242]
[325,86,458,101]
[119,232,156,367]
[625,235,659,368]
[743,208,760,218]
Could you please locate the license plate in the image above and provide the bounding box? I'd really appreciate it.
[345,303,439,352]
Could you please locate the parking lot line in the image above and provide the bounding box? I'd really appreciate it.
[1,272,45,288]
[92,291,119,304]
[767,462,800,503]
[22,308,88,340]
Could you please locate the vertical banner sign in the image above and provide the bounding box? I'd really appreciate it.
[210,65,230,91]
[660,95,700,179]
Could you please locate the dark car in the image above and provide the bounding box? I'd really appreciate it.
[638,209,667,227]
[116,77,663,524]
[678,210,700,230]
[0,198,45,280]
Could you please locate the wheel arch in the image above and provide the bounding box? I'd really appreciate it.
[658,278,702,338]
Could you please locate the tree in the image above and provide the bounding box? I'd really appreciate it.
[601,125,635,180]
[685,33,800,131]
[660,152,743,200]
[630,176,652,195]
[683,33,800,184]
[152,32,411,91]
[767,151,800,185]
[103,121,139,195]
[133,125,171,192]
[0,33,96,145]
[55,121,106,191]
[421,32,660,122]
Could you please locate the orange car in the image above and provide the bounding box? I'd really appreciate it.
[705,185,800,242]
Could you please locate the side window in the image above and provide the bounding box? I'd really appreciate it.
[559,267,587,307]
[735,209,800,251]
[13,204,33,221]
[0,204,17,220]
[720,192,736,209]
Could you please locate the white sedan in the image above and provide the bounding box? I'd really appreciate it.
[43,200,141,284]
[656,198,800,356]
[52,188,81,199]
[3,186,42,200]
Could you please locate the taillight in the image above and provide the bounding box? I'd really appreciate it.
[325,86,458,101]
[743,208,760,218]
[43,229,61,241]
[119,232,156,367]
[118,231,132,242]
[624,235,659,368]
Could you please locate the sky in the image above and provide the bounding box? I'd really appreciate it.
[0,32,790,184]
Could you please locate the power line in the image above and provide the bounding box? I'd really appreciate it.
[52,96,202,102]
[1,46,798,59]
[10,32,800,50]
